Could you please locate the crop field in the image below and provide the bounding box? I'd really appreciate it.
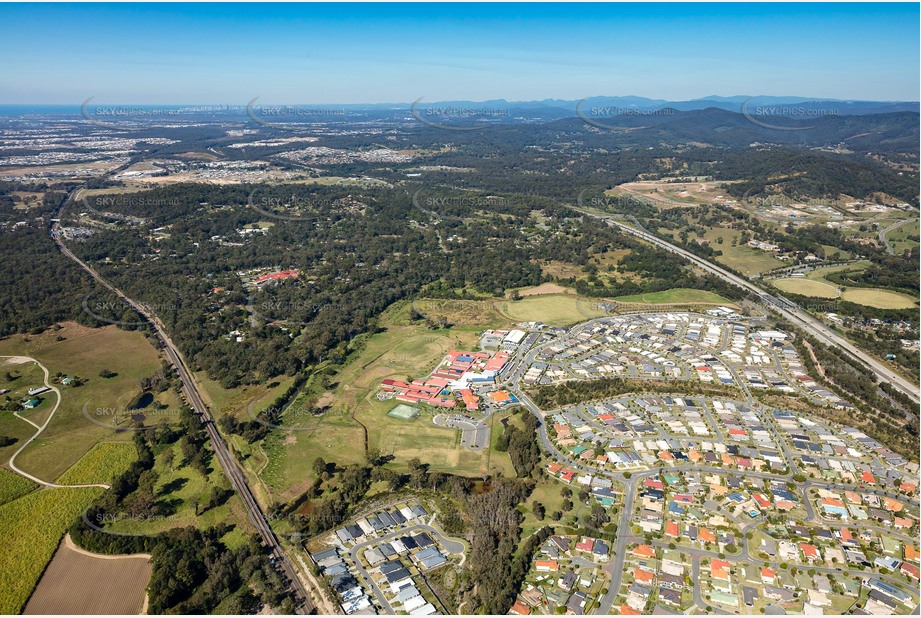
[497,294,605,325]
[0,486,103,614]
[0,323,162,481]
[55,442,137,486]
[23,535,151,615]
[772,278,841,298]
[613,288,733,305]
[0,468,36,506]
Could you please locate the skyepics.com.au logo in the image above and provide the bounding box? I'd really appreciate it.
[247,188,345,222]
[255,510,353,540]
[82,507,186,537]
[244,402,349,432]
[740,98,839,131]
[82,294,182,328]
[411,97,510,131]
[739,187,835,210]
[81,98,182,130]
[248,296,347,328]
[81,399,181,431]
[576,99,674,130]
[246,97,346,130]
[79,192,177,224]
[411,188,508,221]
[576,188,655,215]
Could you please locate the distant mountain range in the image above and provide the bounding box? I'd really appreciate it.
[0,96,917,117]
[399,96,920,121]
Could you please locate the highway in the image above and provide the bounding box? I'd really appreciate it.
[52,194,317,614]
[578,209,919,404]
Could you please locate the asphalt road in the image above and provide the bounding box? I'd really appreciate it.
[510,366,920,615]
[575,208,919,405]
[878,218,913,255]
[346,523,465,613]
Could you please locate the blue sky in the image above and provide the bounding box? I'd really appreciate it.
[2,3,918,104]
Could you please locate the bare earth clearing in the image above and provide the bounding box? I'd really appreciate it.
[24,534,151,615]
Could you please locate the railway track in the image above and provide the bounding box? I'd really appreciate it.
[52,194,317,614]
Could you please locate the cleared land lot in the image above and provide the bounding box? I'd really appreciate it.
[498,294,605,325]
[613,288,733,305]
[515,282,574,297]
[24,535,151,615]
[704,228,785,275]
[773,278,841,298]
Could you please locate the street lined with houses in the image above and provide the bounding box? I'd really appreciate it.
[499,313,919,615]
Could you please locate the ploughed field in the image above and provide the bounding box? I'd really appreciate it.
[23,535,151,615]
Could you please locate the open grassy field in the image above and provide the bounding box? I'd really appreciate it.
[887,218,920,254]
[194,371,296,419]
[55,442,137,486]
[772,278,841,299]
[23,535,151,615]
[103,440,250,540]
[840,288,918,309]
[413,298,510,327]
[805,261,871,282]
[0,323,164,481]
[772,267,917,309]
[702,228,786,275]
[497,294,606,326]
[0,468,36,506]
[519,477,569,538]
[0,361,49,464]
[613,288,733,305]
[259,407,367,502]
[0,486,104,614]
[248,300,517,504]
